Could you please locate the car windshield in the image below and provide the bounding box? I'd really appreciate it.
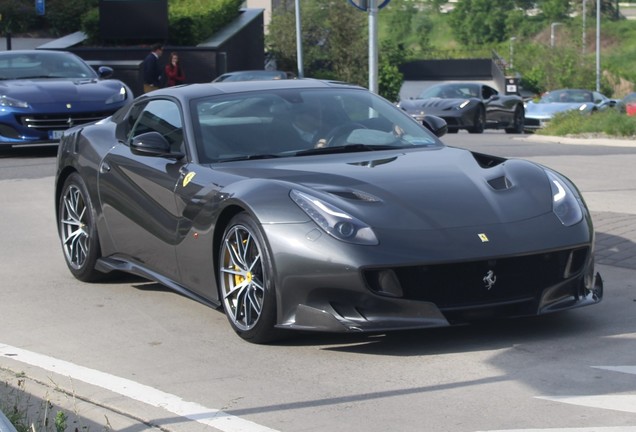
[540,90,593,103]
[192,87,442,163]
[0,51,97,80]
[417,83,480,99]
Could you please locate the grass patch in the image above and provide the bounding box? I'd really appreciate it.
[1,371,104,432]
[538,109,636,138]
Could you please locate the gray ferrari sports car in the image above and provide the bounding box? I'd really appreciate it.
[398,82,525,134]
[55,79,602,343]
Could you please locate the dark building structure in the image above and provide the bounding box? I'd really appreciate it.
[38,8,266,97]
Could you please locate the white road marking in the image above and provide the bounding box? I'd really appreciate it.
[0,344,280,432]
[528,363,636,432]
[536,365,636,415]
[479,365,636,431]
[593,366,636,375]
[478,428,636,432]
[536,395,636,414]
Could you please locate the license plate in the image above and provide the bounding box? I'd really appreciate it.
[49,130,65,140]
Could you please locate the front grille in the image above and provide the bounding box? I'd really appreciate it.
[18,111,115,131]
[363,247,589,310]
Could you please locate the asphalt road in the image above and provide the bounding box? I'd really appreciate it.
[1,132,636,432]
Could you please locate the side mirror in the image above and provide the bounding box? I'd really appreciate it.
[421,115,448,138]
[97,66,114,79]
[131,131,184,159]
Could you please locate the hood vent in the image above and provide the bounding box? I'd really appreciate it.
[488,175,513,190]
[471,151,506,168]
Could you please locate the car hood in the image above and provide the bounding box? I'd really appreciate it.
[400,98,466,111]
[526,101,588,116]
[0,78,124,104]
[219,147,554,230]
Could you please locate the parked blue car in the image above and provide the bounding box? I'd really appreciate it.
[524,88,618,132]
[0,50,133,147]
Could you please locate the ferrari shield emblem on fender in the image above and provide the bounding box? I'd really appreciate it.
[182,171,196,187]
[478,233,489,242]
[483,270,497,290]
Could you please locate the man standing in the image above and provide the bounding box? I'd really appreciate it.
[143,43,164,93]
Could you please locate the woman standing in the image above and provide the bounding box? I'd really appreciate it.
[164,52,186,87]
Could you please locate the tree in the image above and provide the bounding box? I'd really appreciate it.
[267,1,368,86]
[0,0,42,33]
[381,0,433,56]
[538,0,571,23]
[378,41,408,102]
[448,0,513,46]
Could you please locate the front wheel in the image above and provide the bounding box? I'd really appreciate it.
[58,172,103,282]
[505,105,525,134]
[218,213,280,343]
[468,106,485,134]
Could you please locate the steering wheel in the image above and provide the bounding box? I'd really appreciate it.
[317,122,368,148]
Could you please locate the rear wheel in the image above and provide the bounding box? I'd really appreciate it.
[58,172,103,282]
[218,213,280,343]
[468,106,485,134]
[505,105,525,134]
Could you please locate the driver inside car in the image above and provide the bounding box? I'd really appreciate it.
[291,103,329,148]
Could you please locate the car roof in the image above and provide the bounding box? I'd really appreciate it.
[143,78,365,100]
[0,49,73,57]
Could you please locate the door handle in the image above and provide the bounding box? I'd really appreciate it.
[100,161,111,173]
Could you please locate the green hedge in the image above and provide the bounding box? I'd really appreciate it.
[167,0,243,46]
[0,0,243,46]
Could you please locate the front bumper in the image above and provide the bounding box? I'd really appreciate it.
[264,215,602,334]
[0,108,121,146]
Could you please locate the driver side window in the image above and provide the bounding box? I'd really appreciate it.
[129,99,184,153]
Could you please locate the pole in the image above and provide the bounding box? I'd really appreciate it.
[509,37,516,70]
[596,0,601,91]
[582,0,586,55]
[368,0,378,94]
[550,22,561,48]
[295,0,304,78]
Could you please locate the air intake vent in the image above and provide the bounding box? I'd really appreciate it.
[472,151,506,168]
[488,176,512,190]
[328,190,380,202]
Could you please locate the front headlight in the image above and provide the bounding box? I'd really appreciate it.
[290,189,378,245]
[458,100,470,109]
[105,86,127,104]
[546,170,583,226]
[0,95,29,108]
[578,103,589,111]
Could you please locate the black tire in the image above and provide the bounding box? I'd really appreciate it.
[468,106,485,134]
[447,128,459,134]
[218,212,281,343]
[505,105,525,134]
[58,172,104,282]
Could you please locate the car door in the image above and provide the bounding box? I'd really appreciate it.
[482,85,514,125]
[97,98,186,281]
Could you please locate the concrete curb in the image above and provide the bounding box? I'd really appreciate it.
[515,134,636,147]
[0,412,17,432]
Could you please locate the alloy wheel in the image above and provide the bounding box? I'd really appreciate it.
[219,224,266,331]
[60,184,90,270]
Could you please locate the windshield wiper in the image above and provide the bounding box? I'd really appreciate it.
[218,154,282,163]
[18,75,52,79]
[294,143,399,157]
